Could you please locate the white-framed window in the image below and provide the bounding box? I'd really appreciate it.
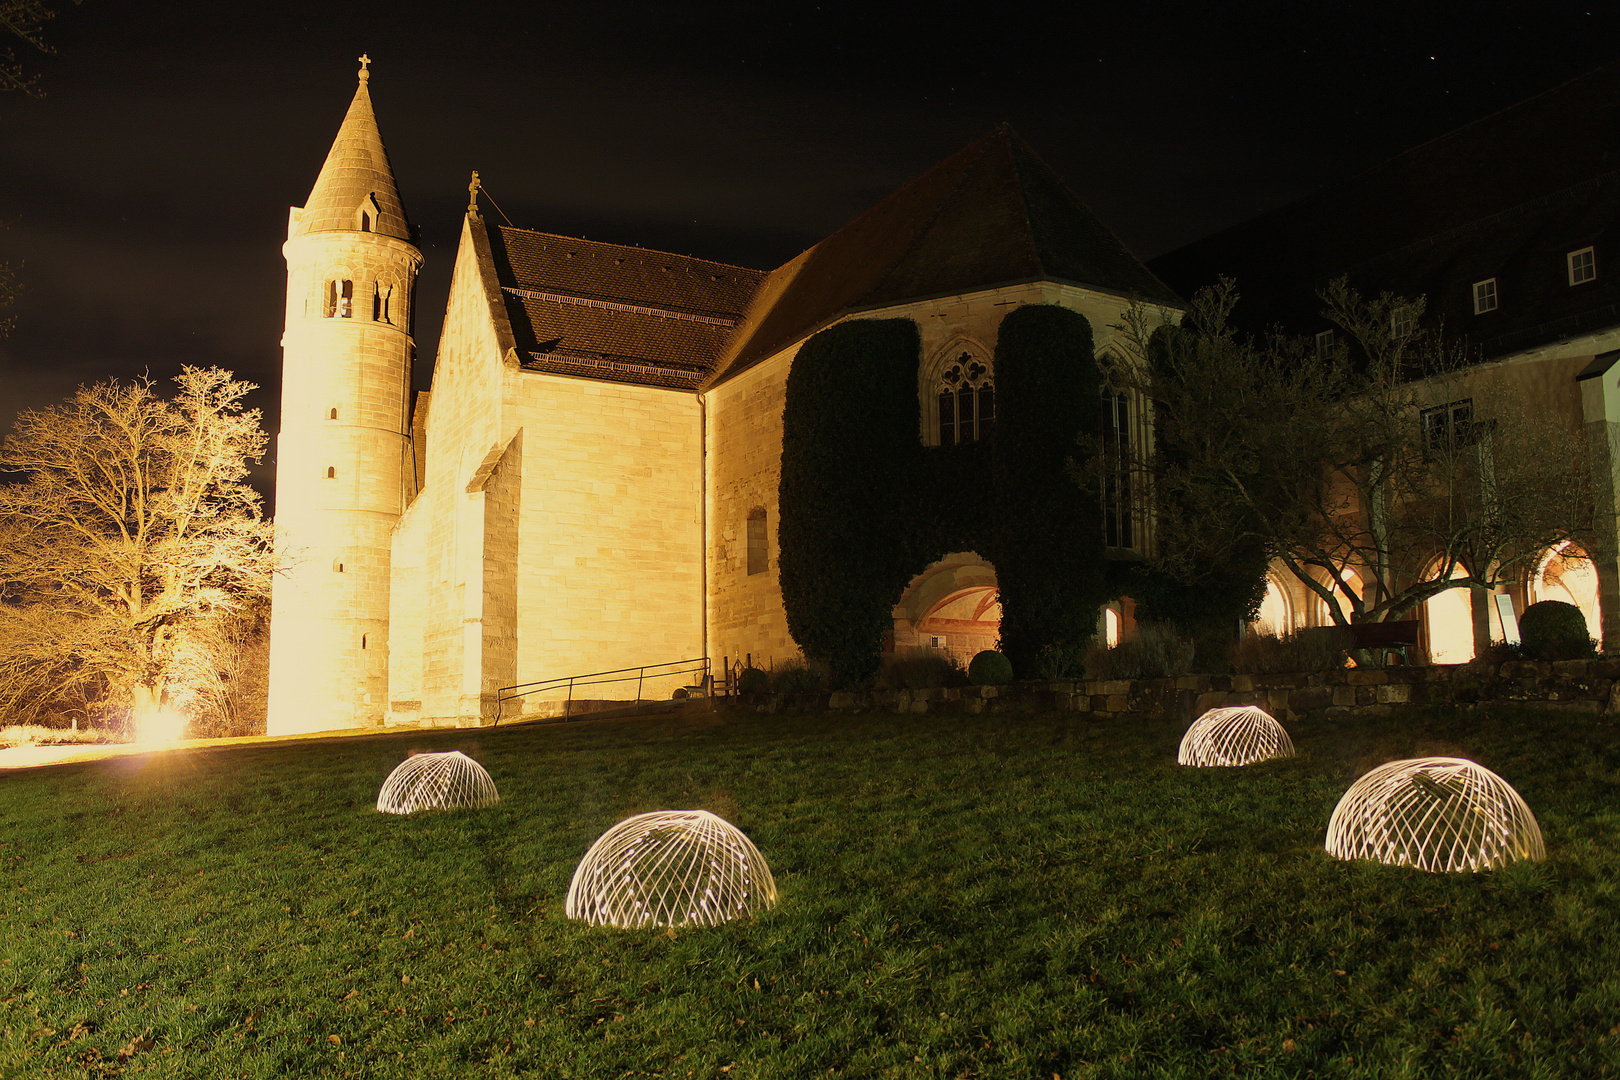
[1315,329,1335,356]
[1392,306,1417,338]
[1421,398,1476,456]
[1473,278,1498,314]
[1569,247,1596,286]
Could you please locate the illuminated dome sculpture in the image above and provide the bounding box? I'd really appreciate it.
[376,751,500,814]
[1178,706,1296,767]
[1325,757,1544,872]
[565,809,777,928]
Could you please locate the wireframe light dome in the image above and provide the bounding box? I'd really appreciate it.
[376,751,500,814]
[1325,757,1544,872]
[1178,706,1296,767]
[565,809,777,928]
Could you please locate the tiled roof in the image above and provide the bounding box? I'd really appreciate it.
[488,226,763,389]
[1149,62,1620,356]
[293,74,411,241]
[706,125,1180,388]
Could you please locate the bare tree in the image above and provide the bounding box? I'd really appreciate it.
[0,367,274,734]
[1107,278,1595,632]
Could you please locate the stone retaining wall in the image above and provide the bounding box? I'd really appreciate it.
[750,658,1620,721]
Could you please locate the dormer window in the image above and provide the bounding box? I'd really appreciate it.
[1473,278,1498,314]
[325,280,353,319]
[355,192,381,233]
[937,352,995,446]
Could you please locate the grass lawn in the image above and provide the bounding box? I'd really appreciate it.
[3,704,1620,1079]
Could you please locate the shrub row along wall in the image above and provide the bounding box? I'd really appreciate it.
[764,659,1620,719]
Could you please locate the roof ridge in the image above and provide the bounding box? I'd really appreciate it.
[495,225,766,276]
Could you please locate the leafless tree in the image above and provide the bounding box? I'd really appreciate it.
[0,367,275,734]
[1107,278,1595,629]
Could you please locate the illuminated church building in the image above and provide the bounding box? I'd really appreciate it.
[267,61,1620,734]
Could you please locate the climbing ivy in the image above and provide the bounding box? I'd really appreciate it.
[778,306,1113,686]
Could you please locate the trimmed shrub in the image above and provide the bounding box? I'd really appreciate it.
[1084,623,1195,680]
[880,649,967,690]
[968,650,1013,686]
[736,667,770,695]
[1519,600,1597,661]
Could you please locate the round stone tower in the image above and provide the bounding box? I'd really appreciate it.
[267,57,421,735]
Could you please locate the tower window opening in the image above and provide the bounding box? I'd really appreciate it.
[333,559,344,573]
[374,283,392,324]
[361,633,368,650]
[326,466,337,479]
[325,279,354,319]
[935,352,994,446]
[359,211,371,233]
[329,407,338,420]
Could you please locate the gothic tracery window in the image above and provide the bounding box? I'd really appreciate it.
[937,352,995,446]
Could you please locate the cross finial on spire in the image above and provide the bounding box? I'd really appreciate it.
[358,54,371,82]
[468,170,481,215]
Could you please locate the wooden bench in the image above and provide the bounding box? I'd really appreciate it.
[1345,620,1422,665]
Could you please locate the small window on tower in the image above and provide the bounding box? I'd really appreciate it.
[333,559,344,573]
[328,408,338,420]
[746,508,767,576]
[338,280,353,318]
[374,283,393,323]
[326,466,337,479]
[361,633,368,650]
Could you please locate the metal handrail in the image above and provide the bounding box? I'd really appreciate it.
[494,657,711,725]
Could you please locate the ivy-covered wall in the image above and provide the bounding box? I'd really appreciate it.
[778,305,1114,685]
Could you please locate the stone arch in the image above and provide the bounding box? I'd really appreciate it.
[1530,540,1602,646]
[890,553,1001,667]
[1308,565,1363,626]
[1420,557,1474,664]
[918,336,994,447]
[1250,574,1294,636]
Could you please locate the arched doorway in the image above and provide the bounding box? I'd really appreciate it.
[1531,541,1602,647]
[1252,576,1293,636]
[892,553,1001,668]
[1422,560,1473,664]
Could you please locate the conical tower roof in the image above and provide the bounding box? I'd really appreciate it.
[292,61,411,240]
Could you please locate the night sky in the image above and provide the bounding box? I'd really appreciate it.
[5,0,1620,496]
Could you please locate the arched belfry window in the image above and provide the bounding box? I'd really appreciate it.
[374,282,393,323]
[935,351,995,446]
[325,280,353,319]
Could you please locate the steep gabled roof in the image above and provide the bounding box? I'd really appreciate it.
[292,70,411,241]
[487,226,765,390]
[706,125,1179,387]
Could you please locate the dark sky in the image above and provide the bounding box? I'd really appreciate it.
[5,0,1620,491]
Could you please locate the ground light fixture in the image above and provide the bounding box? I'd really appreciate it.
[566,809,777,928]
[1325,756,1544,872]
[376,750,500,814]
[1178,705,1296,766]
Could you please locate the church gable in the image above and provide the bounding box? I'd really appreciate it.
[706,125,1179,390]
[487,226,765,390]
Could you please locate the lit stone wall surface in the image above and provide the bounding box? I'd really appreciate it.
[402,216,514,726]
[268,228,419,736]
[501,371,704,709]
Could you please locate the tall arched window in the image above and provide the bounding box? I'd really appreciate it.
[936,352,994,446]
[325,280,353,319]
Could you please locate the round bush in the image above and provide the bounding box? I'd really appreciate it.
[1519,600,1593,660]
[736,667,770,695]
[968,650,1013,686]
